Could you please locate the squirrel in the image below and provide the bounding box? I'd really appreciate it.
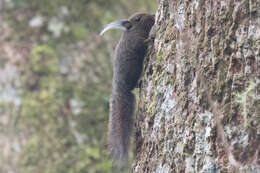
[100,13,155,166]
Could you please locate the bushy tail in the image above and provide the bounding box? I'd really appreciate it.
[108,89,135,166]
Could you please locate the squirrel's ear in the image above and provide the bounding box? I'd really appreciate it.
[100,19,132,36]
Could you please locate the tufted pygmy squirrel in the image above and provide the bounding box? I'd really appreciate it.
[100,13,155,165]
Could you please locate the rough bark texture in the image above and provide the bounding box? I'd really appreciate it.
[133,0,260,172]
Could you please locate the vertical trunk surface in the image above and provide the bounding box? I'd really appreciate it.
[133,0,259,172]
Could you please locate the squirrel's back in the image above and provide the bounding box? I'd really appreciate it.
[108,32,147,164]
[102,13,155,167]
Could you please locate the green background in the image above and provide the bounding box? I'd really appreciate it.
[0,0,156,172]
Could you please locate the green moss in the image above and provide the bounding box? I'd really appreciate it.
[31,45,59,75]
[21,136,41,166]
[4,0,157,172]
[36,0,70,16]
[164,25,176,43]
[157,49,164,64]
[71,24,88,40]
[235,81,257,128]
[147,98,156,116]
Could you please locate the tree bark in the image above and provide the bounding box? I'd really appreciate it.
[133,0,260,172]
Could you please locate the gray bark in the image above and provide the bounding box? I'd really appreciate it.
[133,0,260,172]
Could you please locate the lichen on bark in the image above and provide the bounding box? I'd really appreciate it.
[133,0,260,172]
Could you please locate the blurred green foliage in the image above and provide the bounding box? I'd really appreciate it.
[2,0,157,172]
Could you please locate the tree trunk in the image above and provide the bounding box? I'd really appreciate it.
[133,0,259,172]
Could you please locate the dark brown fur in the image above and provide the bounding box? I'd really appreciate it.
[108,13,155,165]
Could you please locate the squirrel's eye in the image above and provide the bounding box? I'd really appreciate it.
[135,16,141,22]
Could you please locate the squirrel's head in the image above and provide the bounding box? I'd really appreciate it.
[100,13,155,36]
